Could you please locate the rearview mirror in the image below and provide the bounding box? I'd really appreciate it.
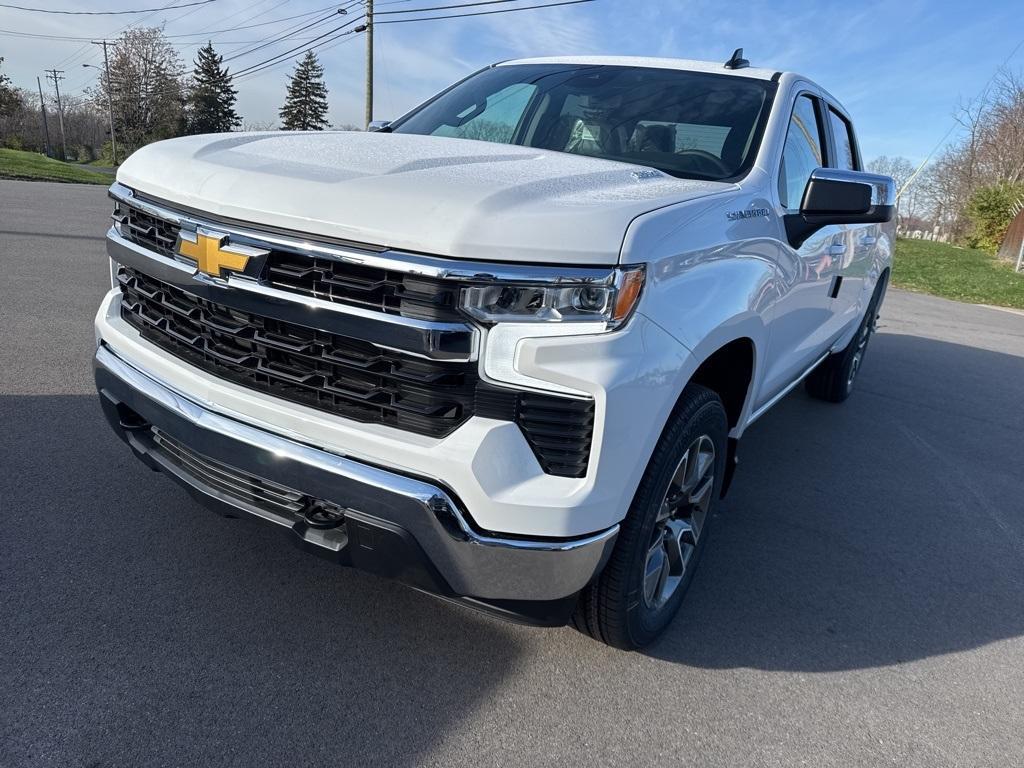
[367,120,392,132]
[785,168,896,248]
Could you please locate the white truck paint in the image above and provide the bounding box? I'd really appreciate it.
[94,56,896,645]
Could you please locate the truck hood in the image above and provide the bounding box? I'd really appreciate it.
[116,131,733,265]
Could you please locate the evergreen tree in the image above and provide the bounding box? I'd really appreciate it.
[279,52,329,131]
[186,42,240,134]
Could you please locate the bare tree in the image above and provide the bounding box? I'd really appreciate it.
[90,27,186,157]
[916,69,1024,241]
[867,156,918,232]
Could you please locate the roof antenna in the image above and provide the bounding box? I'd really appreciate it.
[724,48,750,70]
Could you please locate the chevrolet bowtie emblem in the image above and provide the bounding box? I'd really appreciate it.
[176,229,268,278]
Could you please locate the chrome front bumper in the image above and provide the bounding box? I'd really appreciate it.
[94,344,617,624]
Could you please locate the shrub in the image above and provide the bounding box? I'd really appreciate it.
[965,182,1024,253]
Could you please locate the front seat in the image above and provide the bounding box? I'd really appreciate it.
[565,119,615,156]
[633,123,674,153]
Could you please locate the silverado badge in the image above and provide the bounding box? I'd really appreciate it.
[177,228,268,279]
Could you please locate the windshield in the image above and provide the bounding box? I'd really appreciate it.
[392,64,775,181]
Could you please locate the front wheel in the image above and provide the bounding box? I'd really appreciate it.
[573,384,728,650]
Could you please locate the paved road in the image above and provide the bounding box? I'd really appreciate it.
[2,180,1023,768]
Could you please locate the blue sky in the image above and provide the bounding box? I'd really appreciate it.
[1,0,1022,163]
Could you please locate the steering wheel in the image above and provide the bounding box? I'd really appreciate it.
[675,150,731,177]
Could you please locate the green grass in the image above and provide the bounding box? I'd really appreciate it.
[893,238,1024,310]
[0,148,112,185]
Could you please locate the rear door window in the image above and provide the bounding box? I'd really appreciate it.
[827,108,859,171]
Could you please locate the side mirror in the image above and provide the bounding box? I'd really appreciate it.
[367,120,392,132]
[785,168,896,248]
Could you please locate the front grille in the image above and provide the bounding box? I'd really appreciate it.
[113,201,178,259]
[152,428,308,516]
[113,201,463,322]
[112,190,598,477]
[119,267,477,438]
[267,251,462,322]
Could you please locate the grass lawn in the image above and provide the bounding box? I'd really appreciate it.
[0,148,112,185]
[893,238,1024,310]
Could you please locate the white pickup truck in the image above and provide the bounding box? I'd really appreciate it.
[94,54,895,649]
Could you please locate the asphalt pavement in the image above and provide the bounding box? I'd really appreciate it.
[2,179,1023,768]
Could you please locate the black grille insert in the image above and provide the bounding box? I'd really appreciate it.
[116,268,595,476]
[119,267,476,437]
[113,202,463,322]
[266,250,463,322]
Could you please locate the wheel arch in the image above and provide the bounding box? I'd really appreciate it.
[688,337,757,433]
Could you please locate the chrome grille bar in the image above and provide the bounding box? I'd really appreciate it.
[152,428,308,516]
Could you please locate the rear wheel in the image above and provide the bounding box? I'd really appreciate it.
[805,274,887,403]
[573,384,727,650]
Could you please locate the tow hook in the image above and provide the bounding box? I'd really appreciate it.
[302,502,347,529]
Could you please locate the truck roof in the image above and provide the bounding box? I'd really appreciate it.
[500,55,780,81]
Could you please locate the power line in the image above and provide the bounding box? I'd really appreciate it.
[54,0,194,69]
[374,0,594,24]
[231,16,366,80]
[234,27,361,83]
[375,0,538,15]
[166,2,348,38]
[158,0,269,35]
[0,0,218,14]
[222,6,354,63]
[0,27,314,42]
[228,13,365,74]
[898,32,1024,199]
[362,0,593,125]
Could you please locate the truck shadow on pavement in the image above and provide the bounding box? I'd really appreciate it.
[2,330,1023,765]
[0,394,528,767]
[648,330,1024,670]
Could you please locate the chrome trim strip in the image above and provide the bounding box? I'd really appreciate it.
[109,181,619,284]
[747,351,830,425]
[96,343,618,555]
[107,228,478,362]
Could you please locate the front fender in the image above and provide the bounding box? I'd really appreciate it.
[637,239,780,434]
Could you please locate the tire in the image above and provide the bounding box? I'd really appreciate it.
[805,273,888,403]
[573,384,728,650]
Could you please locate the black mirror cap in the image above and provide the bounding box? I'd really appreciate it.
[785,169,896,248]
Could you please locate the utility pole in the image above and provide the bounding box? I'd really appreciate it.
[36,76,52,158]
[44,68,68,161]
[364,0,373,129]
[92,40,118,165]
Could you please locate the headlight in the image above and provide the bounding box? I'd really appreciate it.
[465,265,645,398]
[459,266,645,330]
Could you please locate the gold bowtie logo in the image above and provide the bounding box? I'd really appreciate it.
[177,230,257,278]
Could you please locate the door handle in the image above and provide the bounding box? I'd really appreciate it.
[828,275,843,298]
[860,235,877,246]
[829,244,847,256]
